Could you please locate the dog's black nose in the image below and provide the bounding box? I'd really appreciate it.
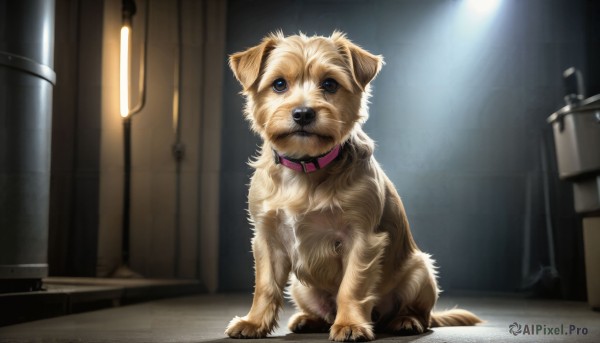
[292,107,316,126]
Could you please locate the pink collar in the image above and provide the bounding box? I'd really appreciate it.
[273,145,342,173]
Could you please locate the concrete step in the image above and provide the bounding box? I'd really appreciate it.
[0,277,205,326]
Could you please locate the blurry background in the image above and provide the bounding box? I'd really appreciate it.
[3,0,599,303]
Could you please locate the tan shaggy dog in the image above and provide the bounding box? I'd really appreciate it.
[225,32,481,341]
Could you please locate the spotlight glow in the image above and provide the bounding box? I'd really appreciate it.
[120,26,130,118]
[465,0,501,15]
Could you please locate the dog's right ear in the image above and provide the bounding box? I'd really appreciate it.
[229,35,279,91]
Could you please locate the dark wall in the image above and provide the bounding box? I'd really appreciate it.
[585,0,600,96]
[219,0,591,297]
[49,0,102,276]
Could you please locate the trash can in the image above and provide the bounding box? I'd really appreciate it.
[548,82,600,309]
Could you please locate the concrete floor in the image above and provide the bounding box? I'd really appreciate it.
[0,294,598,342]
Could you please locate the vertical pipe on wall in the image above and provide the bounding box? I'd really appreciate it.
[0,0,56,292]
[196,0,208,283]
[172,0,184,278]
[198,0,226,291]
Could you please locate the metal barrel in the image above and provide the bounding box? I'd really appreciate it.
[0,0,56,291]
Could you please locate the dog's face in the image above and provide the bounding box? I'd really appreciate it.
[230,32,383,158]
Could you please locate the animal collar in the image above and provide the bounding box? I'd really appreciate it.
[273,144,342,173]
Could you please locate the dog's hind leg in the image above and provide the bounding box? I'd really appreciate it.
[288,278,335,333]
[385,252,438,335]
[288,312,331,333]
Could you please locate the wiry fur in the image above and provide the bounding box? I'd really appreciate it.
[224,32,481,342]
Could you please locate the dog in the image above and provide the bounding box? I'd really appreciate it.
[224,31,481,341]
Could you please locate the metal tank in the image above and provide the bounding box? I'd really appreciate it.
[0,0,56,292]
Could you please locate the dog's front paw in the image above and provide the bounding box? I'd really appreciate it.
[225,316,271,339]
[329,322,374,342]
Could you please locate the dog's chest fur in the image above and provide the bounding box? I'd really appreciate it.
[249,144,380,293]
[279,208,349,292]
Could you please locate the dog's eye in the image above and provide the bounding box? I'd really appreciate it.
[321,78,339,94]
[272,78,288,93]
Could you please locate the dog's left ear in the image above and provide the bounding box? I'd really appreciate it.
[229,34,280,91]
[332,32,384,91]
